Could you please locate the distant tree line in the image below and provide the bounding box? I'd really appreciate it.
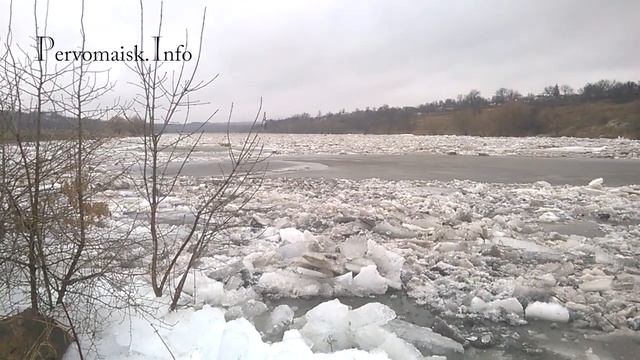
[0,111,145,140]
[0,112,258,141]
[265,79,640,138]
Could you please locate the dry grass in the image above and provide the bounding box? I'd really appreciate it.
[413,100,640,138]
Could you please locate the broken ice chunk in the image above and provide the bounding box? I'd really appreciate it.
[294,266,333,279]
[266,304,295,334]
[470,297,487,312]
[217,318,269,360]
[279,227,305,243]
[300,252,345,276]
[257,270,321,297]
[353,325,423,360]
[182,272,225,305]
[534,180,551,188]
[222,286,258,307]
[242,250,279,273]
[331,272,353,295]
[434,241,464,252]
[539,212,561,222]
[470,297,524,315]
[339,236,368,259]
[383,319,465,356]
[241,300,268,320]
[348,303,396,328]
[367,240,405,289]
[268,330,314,358]
[345,257,376,274]
[297,299,447,358]
[588,178,604,189]
[372,221,417,238]
[251,214,269,227]
[525,301,570,322]
[278,240,312,259]
[540,273,557,287]
[352,265,388,295]
[579,276,613,292]
[300,299,351,352]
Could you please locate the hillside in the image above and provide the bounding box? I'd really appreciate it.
[413,100,640,138]
[265,80,640,139]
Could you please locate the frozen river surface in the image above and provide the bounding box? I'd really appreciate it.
[171,153,640,186]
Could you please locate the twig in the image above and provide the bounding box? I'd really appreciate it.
[150,322,176,360]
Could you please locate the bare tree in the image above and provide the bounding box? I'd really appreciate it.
[1,1,142,357]
[0,0,75,312]
[543,84,561,99]
[127,1,267,310]
[1,2,266,358]
[560,84,575,96]
[493,88,522,104]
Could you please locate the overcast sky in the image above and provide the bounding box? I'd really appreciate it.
[1,0,639,121]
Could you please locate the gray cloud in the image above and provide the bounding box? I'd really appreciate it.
[1,0,638,121]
